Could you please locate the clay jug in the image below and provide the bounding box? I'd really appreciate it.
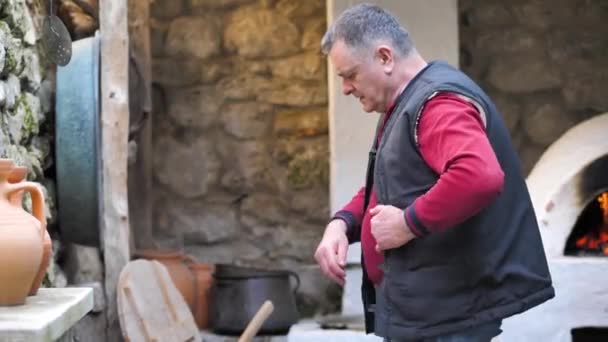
[133,249,197,313]
[8,166,52,296]
[189,263,214,329]
[0,159,46,305]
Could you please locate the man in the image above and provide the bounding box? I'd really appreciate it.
[314,3,554,341]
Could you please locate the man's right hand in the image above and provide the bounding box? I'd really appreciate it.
[314,219,349,286]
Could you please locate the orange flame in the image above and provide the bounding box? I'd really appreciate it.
[575,192,608,255]
[600,193,608,222]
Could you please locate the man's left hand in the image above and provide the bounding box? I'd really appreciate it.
[370,205,416,252]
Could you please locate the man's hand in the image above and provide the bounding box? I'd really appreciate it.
[314,220,349,286]
[370,205,416,252]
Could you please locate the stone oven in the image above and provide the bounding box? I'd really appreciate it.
[500,113,608,341]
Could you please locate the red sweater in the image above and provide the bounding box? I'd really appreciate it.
[336,92,504,284]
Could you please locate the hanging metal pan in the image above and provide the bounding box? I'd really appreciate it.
[55,31,101,247]
[41,14,72,66]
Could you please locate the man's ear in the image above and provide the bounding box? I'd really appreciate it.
[376,45,394,74]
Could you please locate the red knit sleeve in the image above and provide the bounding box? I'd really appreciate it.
[404,93,505,235]
[331,186,366,243]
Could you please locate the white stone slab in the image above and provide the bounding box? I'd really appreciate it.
[346,242,361,265]
[0,287,93,342]
[288,320,381,342]
[342,267,364,316]
[501,257,608,341]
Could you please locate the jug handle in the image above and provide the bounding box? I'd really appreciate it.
[7,182,47,234]
[287,270,301,295]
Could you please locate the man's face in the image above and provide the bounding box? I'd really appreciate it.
[329,40,388,113]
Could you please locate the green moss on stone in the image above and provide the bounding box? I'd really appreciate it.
[13,94,38,142]
[4,49,17,73]
[21,96,36,132]
[287,151,329,190]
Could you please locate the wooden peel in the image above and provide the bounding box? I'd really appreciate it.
[237,300,274,342]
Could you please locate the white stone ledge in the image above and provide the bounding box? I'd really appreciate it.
[0,287,93,342]
[502,258,608,341]
[288,320,381,342]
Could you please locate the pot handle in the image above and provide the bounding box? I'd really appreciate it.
[7,182,47,236]
[287,271,300,295]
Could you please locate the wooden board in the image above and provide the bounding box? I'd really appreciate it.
[99,0,131,339]
[117,260,200,342]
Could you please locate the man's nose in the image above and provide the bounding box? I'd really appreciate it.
[342,80,353,95]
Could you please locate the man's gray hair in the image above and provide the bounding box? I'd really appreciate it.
[321,3,414,58]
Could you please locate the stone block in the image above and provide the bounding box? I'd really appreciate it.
[166,85,223,129]
[276,0,323,18]
[152,58,202,86]
[58,312,106,342]
[73,282,105,313]
[153,134,221,198]
[465,2,513,28]
[292,265,341,317]
[221,102,273,139]
[166,16,221,59]
[271,53,325,81]
[288,320,381,342]
[523,102,575,146]
[241,193,286,225]
[274,109,328,138]
[219,74,274,101]
[287,187,329,223]
[487,55,562,93]
[259,83,328,107]
[224,8,300,58]
[301,17,325,50]
[216,140,273,191]
[346,243,361,265]
[188,0,256,11]
[501,258,608,341]
[184,240,265,265]
[64,244,103,285]
[151,0,183,19]
[341,266,364,316]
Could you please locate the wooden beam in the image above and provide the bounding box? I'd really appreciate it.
[99,0,131,339]
[128,0,155,251]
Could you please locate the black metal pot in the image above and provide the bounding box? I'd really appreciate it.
[209,264,300,335]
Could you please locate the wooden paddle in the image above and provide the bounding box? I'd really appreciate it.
[237,300,275,342]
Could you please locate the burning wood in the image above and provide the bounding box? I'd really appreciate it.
[573,192,608,255]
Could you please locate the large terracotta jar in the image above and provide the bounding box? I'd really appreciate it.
[189,263,214,329]
[0,159,46,305]
[8,166,52,296]
[133,249,197,313]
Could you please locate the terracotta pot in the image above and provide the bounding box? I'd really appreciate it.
[7,166,52,296]
[133,249,197,313]
[189,263,214,329]
[0,159,46,305]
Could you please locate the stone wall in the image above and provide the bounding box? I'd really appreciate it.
[459,0,608,175]
[150,0,338,316]
[0,0,61,284]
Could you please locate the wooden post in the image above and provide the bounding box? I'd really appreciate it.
[99,0,131,339]
[128,0,155,250]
